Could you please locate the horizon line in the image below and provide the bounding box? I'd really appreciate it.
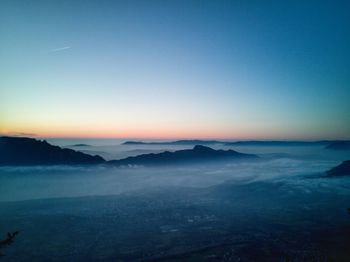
[1,135,348,142]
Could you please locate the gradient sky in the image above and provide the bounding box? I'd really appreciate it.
[1,0,349,139]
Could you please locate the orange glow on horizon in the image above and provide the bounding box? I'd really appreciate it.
[1,127,335,141]
[1,125,272,140]
[2,118,347,141]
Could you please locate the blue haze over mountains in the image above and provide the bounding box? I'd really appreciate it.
[0,136,350,260]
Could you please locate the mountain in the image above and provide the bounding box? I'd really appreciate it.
[326,160,350,176]
[325,141,350,150]
[68,144,91,147]
[122,140,223,145]
[109,145,258,166]
[0,137,105,166]
[122,140,332,147]
[224,141,330,146]
[0,137,256,167]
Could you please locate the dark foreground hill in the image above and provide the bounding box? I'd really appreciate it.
[109,145,258,166]
[0,136,105,165]
[326,160,350,176]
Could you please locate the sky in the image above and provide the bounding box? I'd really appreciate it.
[1,0,349,140]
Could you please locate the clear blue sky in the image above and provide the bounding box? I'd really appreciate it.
[1,0,349,139]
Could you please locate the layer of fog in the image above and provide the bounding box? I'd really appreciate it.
[1,145,349,202]
[60,142,350,161]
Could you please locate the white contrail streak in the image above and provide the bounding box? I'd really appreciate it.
[49,46,71,52]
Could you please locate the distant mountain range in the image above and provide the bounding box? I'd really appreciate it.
[122,140,222,145]
[0,137,105,165]
[326,160,350,176]
[2,136,349,167]
[325,141,350,150]
[123,139,349,147]
[108,145,258,166]
[68,144,91,147]
[224,141,331,146]
[0,137,258,166]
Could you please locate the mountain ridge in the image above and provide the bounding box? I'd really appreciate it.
[326,160,350,176]
[108,144,258,166]
[122,140,344,147]
[325,141,350,150]
[0,136,105,165]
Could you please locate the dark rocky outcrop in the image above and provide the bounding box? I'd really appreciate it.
[0,231,19,256]
[109,145,258,166]
[326,160,350,176]
[0,137,105,166]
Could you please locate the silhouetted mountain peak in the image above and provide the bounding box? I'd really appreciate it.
[192,145,216,152]
[1,137,258,167]
[109,145,258,166]
[0,136,105,166]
